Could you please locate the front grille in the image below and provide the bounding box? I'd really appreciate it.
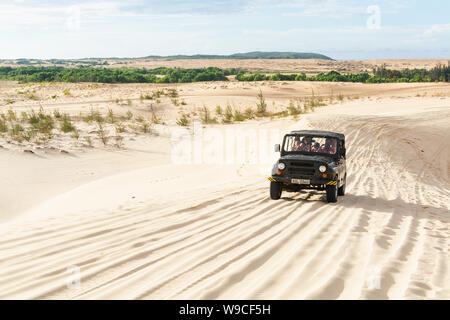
[286,161,316,177]
[289,161,314,167]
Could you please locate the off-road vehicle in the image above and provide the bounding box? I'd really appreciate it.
[269,130,347,203]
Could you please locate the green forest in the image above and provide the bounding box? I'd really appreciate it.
[0,64,448,84]
[236,64,450,83]
[0,66,238,83]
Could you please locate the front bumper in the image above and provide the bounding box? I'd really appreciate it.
[268,176,335,186]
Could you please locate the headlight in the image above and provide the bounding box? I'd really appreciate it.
[319,165,327,173]
[278,162,286,170]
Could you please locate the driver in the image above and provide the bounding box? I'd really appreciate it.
[319,138,336,154]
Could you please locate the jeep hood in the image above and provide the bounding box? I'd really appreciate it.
[279,154,334,164]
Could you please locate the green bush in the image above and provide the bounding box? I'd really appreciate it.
[176,113,190,126]
[256,90,267,116]
[287,100,302,115]
[223,105,233,124]
[60,114,76,133]
[233,109,245,122]
[244,107,255,119]
[200,106,217,124]
[0,118,8,132]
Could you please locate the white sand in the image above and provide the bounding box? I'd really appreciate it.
[0,82,449,299]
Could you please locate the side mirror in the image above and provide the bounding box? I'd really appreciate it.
[274,144,280,153]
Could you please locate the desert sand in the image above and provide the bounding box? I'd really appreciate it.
[0,80,449,299]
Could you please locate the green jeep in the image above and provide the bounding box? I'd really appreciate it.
[269,130,347,203]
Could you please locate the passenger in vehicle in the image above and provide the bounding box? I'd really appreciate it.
[292,137,302,151]
[311,142,321,152]
[319,138,336,154]
[298,137,311,151]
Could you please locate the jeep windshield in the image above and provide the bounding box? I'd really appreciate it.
[283,135,337,155]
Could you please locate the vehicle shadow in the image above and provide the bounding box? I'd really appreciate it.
[281,189,326,202]
[339,193,449,223]
[281,191,449,224]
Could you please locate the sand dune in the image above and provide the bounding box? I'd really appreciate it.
[0,83,449,299]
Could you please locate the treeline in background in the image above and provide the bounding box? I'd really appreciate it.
[236,63,450,83]
[0,67,238,83]
[0,63,448,84]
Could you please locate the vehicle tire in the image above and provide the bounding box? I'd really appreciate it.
[338,174,346,196]
[326,184,338,203]
[270,181,282,200]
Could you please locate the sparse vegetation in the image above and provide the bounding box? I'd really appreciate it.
[0,118,7,133]
[256,90,268,116]
[107,108,116,124]
[126,110,134,120]
[287,99,303,116]
[200,106,217,124]
[233,109,245,122]
[244,107,255,119]
[114,134,124,148]
[10,124,24,140]
[53,109,62,119]
[71,130,80,140]
[60,114,76,133]
[27,93,38,100]
[96,123,108,146]
[84,136,93,147]
[0,73,338,152]
[6,109,18,121]
[140,121,151,133]
[115,122,126,133]
[141,93,152,100]
[223,104,234,124]
[176,113,190,126]
[150,106,162,124]
[84,108,104,123]
[167,88,178,98]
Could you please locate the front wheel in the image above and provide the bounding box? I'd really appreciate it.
[326,184,338,203]
[270,181,282,200]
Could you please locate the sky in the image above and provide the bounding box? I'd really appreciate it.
[1,0,449,60]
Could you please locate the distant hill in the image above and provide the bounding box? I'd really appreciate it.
[144,51,333,60]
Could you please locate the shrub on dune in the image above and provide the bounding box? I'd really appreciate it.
[60,114,76,133]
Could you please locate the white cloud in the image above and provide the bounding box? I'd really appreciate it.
[278,0,366,17]
[0,1,153,29]
[424,23,450,35]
